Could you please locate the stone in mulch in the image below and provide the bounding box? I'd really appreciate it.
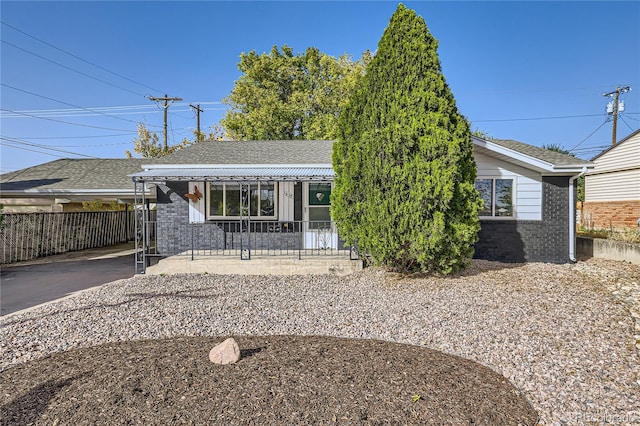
[0,335,537,425]
[209,337,241,365]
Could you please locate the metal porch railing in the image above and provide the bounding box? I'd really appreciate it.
[135,219,359,274]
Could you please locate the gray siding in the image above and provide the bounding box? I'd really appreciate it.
[474,176,571,263]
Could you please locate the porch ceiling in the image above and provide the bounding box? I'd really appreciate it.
[130,167,335,183]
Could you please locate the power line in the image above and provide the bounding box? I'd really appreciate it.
[619,115,636,133]
[0,102,227,118]
[0,141,68,158]
[571,145,609,153]
[5,103,166,115]
[10,133,136,140]
[567,120,609,153]
[1,21,164,94]
[2,135,132,147]
[0,136,98,158]
[472,113,604,123]
[0,82,161,127]
[1,39,145,97]
[0,108,135,132]
[0,107,227,119]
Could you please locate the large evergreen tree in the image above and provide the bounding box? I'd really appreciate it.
[332,4,483,274]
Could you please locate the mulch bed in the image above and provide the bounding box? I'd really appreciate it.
[0,335,537,425]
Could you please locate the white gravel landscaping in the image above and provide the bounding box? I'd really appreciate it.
[1,258,639,425]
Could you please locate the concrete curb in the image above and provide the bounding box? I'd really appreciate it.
[577,236,640,265]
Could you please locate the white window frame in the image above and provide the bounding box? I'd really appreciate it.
[206,182,278,220]
[475,177,516,219]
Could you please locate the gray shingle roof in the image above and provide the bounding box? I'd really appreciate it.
[488,139,592,166]
[2,138,591,195]
[156,140,334,164]
[0,158,152,191]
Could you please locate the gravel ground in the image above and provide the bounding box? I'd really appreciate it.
[1,258,639,425]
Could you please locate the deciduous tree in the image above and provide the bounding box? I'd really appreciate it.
[221,45,370,140]
[125,123,190,158]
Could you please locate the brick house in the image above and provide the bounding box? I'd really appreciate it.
[131,137,593,268]
[583,129,640,230]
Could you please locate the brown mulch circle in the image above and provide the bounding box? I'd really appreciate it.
[0,335,537,425]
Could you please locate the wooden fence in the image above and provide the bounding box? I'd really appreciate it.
[0,211,135,264]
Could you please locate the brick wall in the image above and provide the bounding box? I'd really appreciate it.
[156,182,301,255]
[158,182,249,255]
[159,178,575,263]
[581,200,640,230]
[474,176,571,263]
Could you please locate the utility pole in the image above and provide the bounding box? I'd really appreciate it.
[603,85,631,145]
[147,94,183,150]
[190,103,204,141]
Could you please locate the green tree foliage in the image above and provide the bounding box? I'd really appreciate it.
[541,143,571,155]
[471,129,496,140]
[125,123,191,158]
[332,4,483,275]
[221,45,370,140]
[82,200,122,211]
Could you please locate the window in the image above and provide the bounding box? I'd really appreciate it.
[475,178,514,217]
[207,182,276,219]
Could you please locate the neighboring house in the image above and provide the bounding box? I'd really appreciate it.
[583,129,640,229]
[0,159,157,212]
[130,137,593,266]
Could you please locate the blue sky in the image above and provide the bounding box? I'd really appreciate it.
[1,1,638,173]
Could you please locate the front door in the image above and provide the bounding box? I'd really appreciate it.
[303,182,338,250]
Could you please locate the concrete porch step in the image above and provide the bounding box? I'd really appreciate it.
[145,255,363,276]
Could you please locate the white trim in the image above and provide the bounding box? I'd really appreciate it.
[0,189,151,199]
[142,163,333,170]
[188,182,206,223]
[474,138,554,171]
[475,177,517,219]
[206,182,278,220]
[473,137,594,173]
[0,189,142,194]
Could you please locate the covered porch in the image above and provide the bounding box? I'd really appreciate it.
[130,164,360,274]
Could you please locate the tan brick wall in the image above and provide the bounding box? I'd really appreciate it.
[581,200,640,229]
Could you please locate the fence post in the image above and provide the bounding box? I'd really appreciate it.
[38,213,45,258]
[299,221,302,260]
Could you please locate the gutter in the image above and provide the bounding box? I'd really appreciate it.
[569,166,588,262]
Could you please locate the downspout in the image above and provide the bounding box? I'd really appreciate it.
[569,166,588,262]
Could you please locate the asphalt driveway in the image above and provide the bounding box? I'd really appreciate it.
[1,245,136,316]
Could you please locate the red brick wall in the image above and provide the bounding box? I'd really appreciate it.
[581,200,640,229]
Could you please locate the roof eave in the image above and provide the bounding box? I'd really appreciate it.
[474,138,556,172]
[474,137,593,174]
[0,189,151,198]
[140,163,334,170]
[551,164,596,173]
